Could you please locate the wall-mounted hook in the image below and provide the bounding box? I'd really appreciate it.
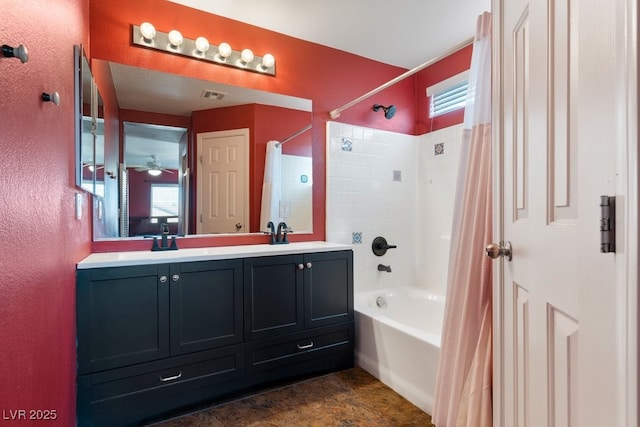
[42,92,60,106]
[2,44,28,63]
[105,171,116,179]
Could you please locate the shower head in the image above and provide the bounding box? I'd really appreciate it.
[372,104,397,119]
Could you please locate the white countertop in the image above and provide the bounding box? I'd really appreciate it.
[77,241,352,269]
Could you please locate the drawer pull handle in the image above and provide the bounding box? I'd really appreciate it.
[158,372,183,382]
[297,342,314,350]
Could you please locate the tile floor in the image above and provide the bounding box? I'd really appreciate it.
[148,367,435,426]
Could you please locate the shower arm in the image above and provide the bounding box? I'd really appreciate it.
[328,36,474,119]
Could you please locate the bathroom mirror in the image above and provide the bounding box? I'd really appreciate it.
[75,46,95,193]
[75,45,106,196]
[94,60,313,239]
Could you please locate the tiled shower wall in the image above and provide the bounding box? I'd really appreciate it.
[416,124,463,296]
[326,121,463,296]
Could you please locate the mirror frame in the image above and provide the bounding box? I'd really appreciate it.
[75,44,101,195]
[74,45,86,190]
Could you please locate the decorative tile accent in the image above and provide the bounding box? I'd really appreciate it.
[434,142,445,156]
[352,232,363,244]
[342,138,353,151]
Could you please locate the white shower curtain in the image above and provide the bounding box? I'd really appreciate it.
[432,11,493,427]
[259,140,283,231]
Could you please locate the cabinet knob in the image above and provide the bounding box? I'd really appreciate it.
[172,274,180,282]
[298,264,304,270]
[159,275,168,283]
[306,262,313,269]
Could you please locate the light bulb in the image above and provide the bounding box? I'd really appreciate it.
[261,53,275,69]
[194,36,210,53]
[148,169,162,176]
[140,22,156,41]
[240,48,254,64]
[218,42,232,59]
[167,30,183,47]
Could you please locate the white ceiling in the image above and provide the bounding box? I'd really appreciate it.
[167,0,492,69]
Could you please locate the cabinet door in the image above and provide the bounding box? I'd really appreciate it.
[244,254,304,340]
[77,264,170,374]
[304,250,353,329]
[170,260,243,355]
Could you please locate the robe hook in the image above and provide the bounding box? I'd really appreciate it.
[2,44,28,63]
[42,92,60,106]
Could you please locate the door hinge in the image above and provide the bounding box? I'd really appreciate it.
[600,195,616,253]
[200,213,203,223]
[199,155,203,164]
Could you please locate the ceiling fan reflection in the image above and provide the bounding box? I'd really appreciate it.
[134,154,175,176]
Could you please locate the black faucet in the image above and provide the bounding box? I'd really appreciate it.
[276,222,290,244]
[266,221,276,244]
[151,223,178,251]
[377,264,392,273]
[266,221,290,244]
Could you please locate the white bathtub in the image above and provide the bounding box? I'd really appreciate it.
[354,288,445,414]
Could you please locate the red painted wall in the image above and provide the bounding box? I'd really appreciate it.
[0,0,90,424]
[89,0,415,252]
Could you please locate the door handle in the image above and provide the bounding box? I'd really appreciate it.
[485,241,512,261]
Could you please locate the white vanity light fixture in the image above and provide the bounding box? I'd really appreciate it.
[260,53,275,70]
[240,48,254,66]
[194,36,210,56]
[139,22,157,43]
[131,23,276,76]
[167,30,183,51]
[217,42,232,61]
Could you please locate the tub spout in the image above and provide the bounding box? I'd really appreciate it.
[377,264,392,273]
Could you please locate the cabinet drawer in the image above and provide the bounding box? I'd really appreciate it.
[246,323,354,372]
[78,345,244,427]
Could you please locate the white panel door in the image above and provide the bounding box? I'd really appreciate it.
[494,0,636,426]
[196,129,249,234]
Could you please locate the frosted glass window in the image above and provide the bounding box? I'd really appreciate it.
[151,184,179,217]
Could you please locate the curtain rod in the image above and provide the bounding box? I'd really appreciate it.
[329,36,475,119]
[276,124,313,147]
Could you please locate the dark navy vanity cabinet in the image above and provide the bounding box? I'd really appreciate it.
[244,251,354,376]
[76,249,353,426]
